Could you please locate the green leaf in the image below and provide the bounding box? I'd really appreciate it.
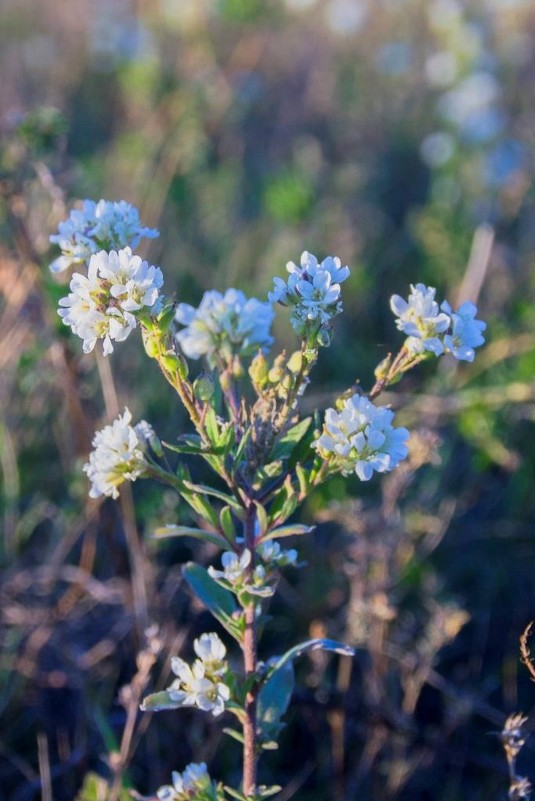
[222,727,244,745]
[224,787,247,801]
[140,690,184,712]
[270,638,355,674]
[270,417,312,462]
[153,525,228,548]
[254,502,268,537]
[182,563,242,642]
[257,660,295,739]
[203,406,220,444]
[163,434,207,455]
[219,506,236,541]
[295,462,309,496]
[261,524,315,541]
[181,491,220,530]
[183,481,243,512]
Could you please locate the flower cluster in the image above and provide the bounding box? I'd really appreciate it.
[175,289,274,367]
[58,247,163,355]
[167,633,230,717]
[156,763,214,801]
[269,251,350,345]
[83,408,150,499]
[208,550,275,598]
[257,540,298,568]
[390,284,486,361]
[313,394,410,481]
[49,199,158,273]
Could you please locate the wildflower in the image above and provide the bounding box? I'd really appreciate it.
[269,251,350,343]
[193,633,227,676]
[258,540,298,568]
[441,300,486,362]
[156,763,212,801]
[58,247,163,355]
[208,550,275,598]
[390,283,451,356]
[208,549,252,583]
[83,408,148,499]
[313,394,409,481]
[49,199,158,273]
[175,289,274,365]
[168,657,230,717]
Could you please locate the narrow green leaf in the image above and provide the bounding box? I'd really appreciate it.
[270,638,355,674]
[224,787,247,801]
[204,406,220,446]
[295,462,309,497]
[270,417,312,462]
[183,481,243,511]
[254,502,268,537]
[163,435,208,455]
[140,690,184,712]
[153,525,228,548]
[261,523,315,541]
[257,660,295,738]
[219,506,236,541]
[182,563,242,642]
[181,491,220,530]
[222,727,244,745]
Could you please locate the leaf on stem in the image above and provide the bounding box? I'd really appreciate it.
[153,525,228,548]
[257,638,354,740]
[257,659,295,741]
[260,523,315,541]
[182,563,243,642]
[270,417,312,462]
[140,690,185,712]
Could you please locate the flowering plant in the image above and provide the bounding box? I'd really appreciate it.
[50,200,486,800]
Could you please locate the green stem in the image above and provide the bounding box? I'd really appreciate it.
[242,503,258,797]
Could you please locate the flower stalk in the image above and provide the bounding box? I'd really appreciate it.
[48,200,487,799]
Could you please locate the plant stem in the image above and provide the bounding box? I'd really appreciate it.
[243,503,258,797]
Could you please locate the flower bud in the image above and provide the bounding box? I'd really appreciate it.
[317,327,332,348]
[193,372,215,402]
[249,352,269,386]
[287,350,303,374]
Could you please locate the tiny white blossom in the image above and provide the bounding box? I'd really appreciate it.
[169,658,230,717]
[258,540,298,567]
[441,300,486,362]
[156,763,211,801]
[175,289,274,365]
[57,248,163,355]
[313,394,409,481]
[269,251,350,343]
[193,633,227,676]
[83,408,148,499]
[390,283,451,356]
[49,199,158,273]
[208,549,252,583]
[208,549,275,597]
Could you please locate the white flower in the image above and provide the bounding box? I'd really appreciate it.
[390,283,451,356]
[193,633,227,676]
[441,300,486,362]
[208,549,252,583]
[156,763,211,801]
[49,199,158,273]
[57,248,163,355]
[208,549,275,597]
[258,540,298,567]
[83,408,148,499]
[313,394,410,481]
[169,658,230,717]
[175,289,274,365]
[269,251,350,343]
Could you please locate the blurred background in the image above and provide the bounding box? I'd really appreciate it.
[1,0,535,799]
